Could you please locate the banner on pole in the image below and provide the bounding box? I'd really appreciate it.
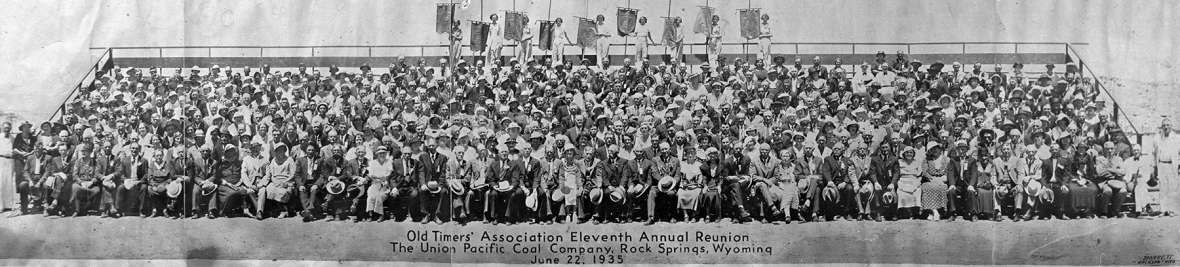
[692,6,715,34]
[616,7,638,37]
[538,20,556,51]
[577,17,596,48]
[662,17,678,46]
[470,21,490,52]
[739,8,761,39]
[505,11,526,41]
[436,4,456,34]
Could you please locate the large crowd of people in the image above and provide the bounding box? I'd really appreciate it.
[0,13,1175,225]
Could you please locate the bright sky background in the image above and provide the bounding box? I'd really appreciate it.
[1,0,1176,123]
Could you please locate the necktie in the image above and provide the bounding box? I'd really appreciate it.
[1051,160,1056,181]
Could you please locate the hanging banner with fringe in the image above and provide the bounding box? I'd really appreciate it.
[692,6,715,34]
[436,4,456,34]
[739,8,761,39]
[577,17,596,48]
[505,11,526,41]
[617,7,638,37]
[469,21,490,52]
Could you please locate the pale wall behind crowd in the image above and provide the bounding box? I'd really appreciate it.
[1,0,1177,124]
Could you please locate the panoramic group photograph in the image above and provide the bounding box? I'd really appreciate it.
[0,0,1177,265]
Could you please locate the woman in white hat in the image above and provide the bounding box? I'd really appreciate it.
[678,146,704,222]
[920,142,949,220]
[895,146,924,219]
[364,146,394,221]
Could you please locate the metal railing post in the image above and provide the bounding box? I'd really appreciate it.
[1114,102,1121,128]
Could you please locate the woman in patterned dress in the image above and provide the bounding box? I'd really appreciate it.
[921,142,950,220]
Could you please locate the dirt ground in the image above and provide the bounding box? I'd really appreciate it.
[0,211,1176,265]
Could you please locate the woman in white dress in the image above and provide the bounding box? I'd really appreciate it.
[677,146,703,222]
[895,146,924,219]
[635,16,654,62]
[756,14,773,63]
[0,122,16,212]
[364,146,394,221]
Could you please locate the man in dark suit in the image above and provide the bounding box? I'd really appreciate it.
[315,146,353,221]
[721,145,752,222]
[485,145,523,224]
[1042,147,1076,219]
[295,144,321,221]
[946,141,972,220]
[598,145,635,223]
[417,138,450,223]
[209,145,252,218]
[388,147,418,222]
[115,143,149,217]
[818,144,855,221]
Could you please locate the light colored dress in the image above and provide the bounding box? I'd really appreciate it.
[677,160,703,209]
[365,158,394,214]
[263,158,296,203]
[897,159,924,208]
[0,135,15,210]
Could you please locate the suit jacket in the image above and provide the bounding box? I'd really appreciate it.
[598,158,635,187]
[818,155,850,184]
[750,156,780,180]
[117,154,150,181]
[485,158,520,187]
[417,152,448,185]
[519,156,544,188]
[871,155,899,186]
[315,157,348,184]
[722,154,751,176]
[1040,158,1070,184]
[390,157,419,187]
[634,158,659,185]
[947,158,970,187]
